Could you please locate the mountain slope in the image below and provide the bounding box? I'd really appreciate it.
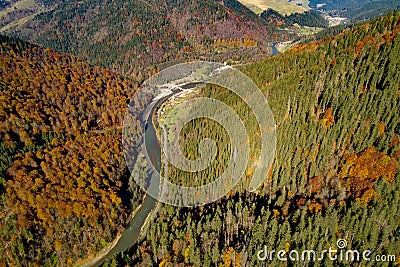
[6,0,288,80]
[106,11,400,266]
[237,0,308,15]
[0,0,57,32]
[261,8,329,28]
[1,3,399,267]
[0,35,144,266]
[310,0,400,21]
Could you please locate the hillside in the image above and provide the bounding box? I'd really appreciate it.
[4,0,291,81]
[105,12,400,266]
[261,8,329,28]
[237,0,308,15]
[0,3,399,267]
[0,35,144,266]
[310,0,400,21]
[0,0,57,32]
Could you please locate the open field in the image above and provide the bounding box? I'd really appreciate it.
[293,23,323,35]
[0,0,45,32]
[0,0,35,16]
[237,0,308,15]
[0,0,57,32]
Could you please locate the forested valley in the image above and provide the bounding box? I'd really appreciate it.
[0,2,399,267]
[7,0,289,82]
[105,11,400,266]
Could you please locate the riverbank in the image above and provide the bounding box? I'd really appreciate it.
[74,193,149,267]
[78,57,282,267]
[74,235,122,267]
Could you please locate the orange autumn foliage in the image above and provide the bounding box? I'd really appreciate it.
[339,147,398,203]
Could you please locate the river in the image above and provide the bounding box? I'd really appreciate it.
[271,43,280,56]
[86,94,169,267]
[84,49,281,266]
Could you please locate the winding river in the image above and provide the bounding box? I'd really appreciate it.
[85,94,170,267]
[84,47,281,266]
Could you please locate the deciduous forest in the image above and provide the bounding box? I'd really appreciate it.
[0,35,143,265]
[0,2,399,266]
